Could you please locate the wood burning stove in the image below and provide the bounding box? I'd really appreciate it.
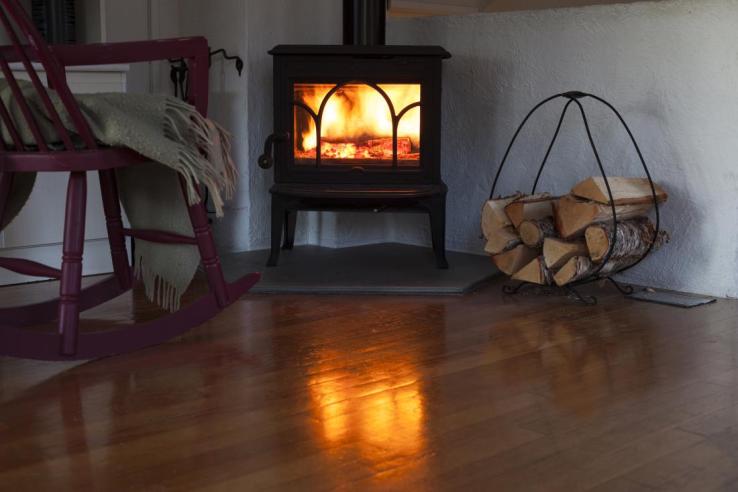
[258,0,450,268]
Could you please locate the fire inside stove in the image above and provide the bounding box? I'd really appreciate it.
[293,83,421,167]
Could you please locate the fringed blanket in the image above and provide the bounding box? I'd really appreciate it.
[0,80,237,311]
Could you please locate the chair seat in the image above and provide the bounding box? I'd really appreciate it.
[0,147,148,172]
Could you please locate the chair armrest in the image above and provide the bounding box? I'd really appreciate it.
[51,37,211,113]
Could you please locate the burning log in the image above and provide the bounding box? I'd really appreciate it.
[492,244,539,276]
[504,193,556,229]
[519,217,556,248]
[512,256,552,285]
[543,238,588,270]
[553,194,653,239]
[484,227,521,255]
[585,218,668,263]
[368,137,412,159]
[296,137,416,160]
[572,176,668,205]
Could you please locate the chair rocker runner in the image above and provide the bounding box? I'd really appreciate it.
[0,0,259,360]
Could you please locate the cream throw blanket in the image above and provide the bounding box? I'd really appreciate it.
[0,80,236,311]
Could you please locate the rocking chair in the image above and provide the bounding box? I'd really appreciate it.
[0,0,259,361]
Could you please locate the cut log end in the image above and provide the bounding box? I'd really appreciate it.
[519,217,555,248]
[512,256,552,285]
[553,256,593,287]
[543,238,588,270]
[481,193,522,239]
[504,193,555,229]
[484,226,522,255]
[492,244,539,276]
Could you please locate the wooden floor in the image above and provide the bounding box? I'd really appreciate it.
[1,277,738,491]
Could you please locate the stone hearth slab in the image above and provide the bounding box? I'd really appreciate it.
[221,243,497,295]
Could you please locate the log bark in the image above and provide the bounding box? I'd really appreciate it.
[571,176,668,205]
[585,218,668,263]
[484,226,522,255]
[553,194,653,239]
[492,244,539,276]
[512,256,552,285]
[554,246,661,286]
[542,238,588,270]
[481,193,522,239]
[504,193,556,229]
[519,217,556,248]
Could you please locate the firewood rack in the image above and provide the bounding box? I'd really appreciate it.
[488,91,661,305]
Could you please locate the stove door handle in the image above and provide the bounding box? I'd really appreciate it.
[258,132,290,169]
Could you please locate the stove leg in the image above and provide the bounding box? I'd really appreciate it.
[283,209,297,250]
[426,194,449,269]
[267,195,285,267]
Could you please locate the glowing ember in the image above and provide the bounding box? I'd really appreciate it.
[294,83,421,162]
[296,137,414,160]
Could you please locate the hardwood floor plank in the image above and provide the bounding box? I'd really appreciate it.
[1,277,737,491]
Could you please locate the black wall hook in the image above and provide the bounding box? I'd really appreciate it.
[168,47,244,98]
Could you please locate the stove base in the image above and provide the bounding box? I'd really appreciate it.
[267,183,448,269]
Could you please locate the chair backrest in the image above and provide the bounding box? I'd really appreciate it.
[0,0,96,151]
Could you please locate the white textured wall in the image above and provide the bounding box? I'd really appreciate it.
[175,0,252,251]
[388,0,738,297]
[243,0,343,251]
[176,0,405,251]
[174,0,738,297]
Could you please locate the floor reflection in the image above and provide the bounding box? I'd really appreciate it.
[267,298,446,484]
[309,366,426,457]
[477,302,658,417]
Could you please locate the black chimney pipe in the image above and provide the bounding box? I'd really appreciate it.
[343,0,387,45]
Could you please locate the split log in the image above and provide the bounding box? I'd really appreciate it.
[512,256,552,285]
[504,193,556,229]
[572,176,668,205]
[553,194,653,239]
[519,217,556,248]
[542,238,588,270]
[484,226,522,255]
[492,244,539,276]
[554,245,663,286]
[585,218,668,263]
[481,193,522,239]
[553,256,594,287]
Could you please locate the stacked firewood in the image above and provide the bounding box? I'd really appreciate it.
[481,177,669,286]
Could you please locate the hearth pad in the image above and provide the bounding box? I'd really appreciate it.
[221,243,496,295]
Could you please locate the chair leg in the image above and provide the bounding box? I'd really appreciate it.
[180,178,230,308]
[58,172,87,356]
[0,171,14,228]
[99,170,132,289]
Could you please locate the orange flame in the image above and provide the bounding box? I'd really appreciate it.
[294,83,421,161]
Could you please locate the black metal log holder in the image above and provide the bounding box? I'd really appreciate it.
[489,91,661,305]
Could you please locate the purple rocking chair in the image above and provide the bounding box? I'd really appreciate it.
[0,0,259,360]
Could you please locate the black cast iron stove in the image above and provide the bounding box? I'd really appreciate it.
[258,0,451,268]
